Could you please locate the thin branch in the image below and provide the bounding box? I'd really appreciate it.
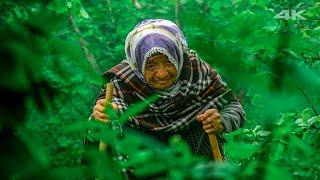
[237,89,246,104]
[131,0,142,9]
[105,0,116,23]
[175,0,180,27]
[298,88,319,116]
[68,10,101,73]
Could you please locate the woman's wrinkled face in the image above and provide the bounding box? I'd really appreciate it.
[144,54,178,90]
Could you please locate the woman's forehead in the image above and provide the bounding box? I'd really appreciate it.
[147,54,169,63]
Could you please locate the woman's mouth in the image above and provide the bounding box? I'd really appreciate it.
[153,78,171,84]
[156,81,169,85]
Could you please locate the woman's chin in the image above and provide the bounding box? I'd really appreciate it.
[152,82,172,90]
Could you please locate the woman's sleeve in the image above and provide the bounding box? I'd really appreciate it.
[220,99,246,133]
[193,50,246,134]
[213,74,246,133]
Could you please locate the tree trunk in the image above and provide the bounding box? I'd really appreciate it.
[68,12,101,73]
[175,0,180,26]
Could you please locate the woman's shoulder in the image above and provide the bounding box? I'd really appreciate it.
[187,49,217,73]
[102,60,133,80]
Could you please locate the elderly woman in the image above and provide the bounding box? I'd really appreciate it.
[92,19,245,161]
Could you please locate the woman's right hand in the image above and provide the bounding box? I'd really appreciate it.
[92,99,118,123]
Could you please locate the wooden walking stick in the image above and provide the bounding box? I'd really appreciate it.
[208,134,223,162]
[99,83,114,152]
[198,110,223,162]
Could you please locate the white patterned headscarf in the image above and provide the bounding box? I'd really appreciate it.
[125,19,188,87]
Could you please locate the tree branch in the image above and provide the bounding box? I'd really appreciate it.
[68,11,101,73]
[237,89,246,104]
[298,88,319,116]
[175,0,180,27]
[105,0,116,23]
[131,0,142,9]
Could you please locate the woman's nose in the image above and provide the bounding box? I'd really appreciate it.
[156,68,169,79]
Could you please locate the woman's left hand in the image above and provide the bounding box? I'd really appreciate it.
[196,109,224,134]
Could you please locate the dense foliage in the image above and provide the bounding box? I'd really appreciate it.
[0,0,319,179]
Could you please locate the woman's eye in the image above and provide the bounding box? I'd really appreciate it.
[145,65,156,70]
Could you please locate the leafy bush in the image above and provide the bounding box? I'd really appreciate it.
[1,0,319,179]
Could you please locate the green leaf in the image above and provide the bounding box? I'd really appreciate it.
[80,7,89,19]
[118,95,159,124]
[295,118,307,127]
[307,116,320,125]
[255,130,271,137]
[274,142,285,160]
[225,141,258,160]
[67,1,72,8]
[301,108,314,121]
[266,163,292,180]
